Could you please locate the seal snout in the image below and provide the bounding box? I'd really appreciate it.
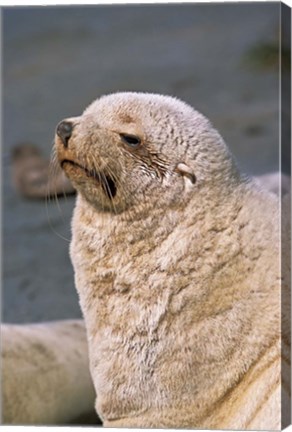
[56,121,73,148]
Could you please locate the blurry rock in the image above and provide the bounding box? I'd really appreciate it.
[11,143,75,199]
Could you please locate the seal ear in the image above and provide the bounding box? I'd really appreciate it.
[176,162,196,185]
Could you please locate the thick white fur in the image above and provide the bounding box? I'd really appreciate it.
[53,92,286,429]
[255,171,290,196]
[3,93,287,428]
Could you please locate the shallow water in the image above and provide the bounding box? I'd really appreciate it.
[2,4,280,323]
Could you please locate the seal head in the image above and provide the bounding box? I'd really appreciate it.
[55,92,239,214]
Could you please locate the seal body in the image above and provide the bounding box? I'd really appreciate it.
[2,320,96,425]
[55,92,282,429]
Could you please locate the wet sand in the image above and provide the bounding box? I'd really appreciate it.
[2,3,280,323]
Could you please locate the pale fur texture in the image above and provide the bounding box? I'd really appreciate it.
[55,92,285,429]
[1,320,95,425]
[255,172,291,197]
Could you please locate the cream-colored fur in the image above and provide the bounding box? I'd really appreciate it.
[255,171,290,196]
[1,320,95,425]
[51,92,286,429]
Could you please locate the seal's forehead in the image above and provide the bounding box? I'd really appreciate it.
[83,92,193,126]
[81,92,211,147]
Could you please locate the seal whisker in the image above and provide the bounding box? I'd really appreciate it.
[45,147,70,243]
[51,158,65,221]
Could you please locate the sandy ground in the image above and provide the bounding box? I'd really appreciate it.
[2,3,281,324]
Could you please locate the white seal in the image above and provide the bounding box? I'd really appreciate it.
[55,92,284,429]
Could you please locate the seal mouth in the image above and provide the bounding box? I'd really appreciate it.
[61,159,117,199]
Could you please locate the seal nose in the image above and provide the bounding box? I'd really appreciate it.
[56,121,73,148]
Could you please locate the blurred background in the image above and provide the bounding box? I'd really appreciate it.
[2,3,284,323]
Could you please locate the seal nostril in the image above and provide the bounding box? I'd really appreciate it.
[56,121,73,148]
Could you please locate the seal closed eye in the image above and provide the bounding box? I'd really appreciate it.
[120,134,141,147]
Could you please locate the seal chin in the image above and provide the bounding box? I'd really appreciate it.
[61,160,117,199]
